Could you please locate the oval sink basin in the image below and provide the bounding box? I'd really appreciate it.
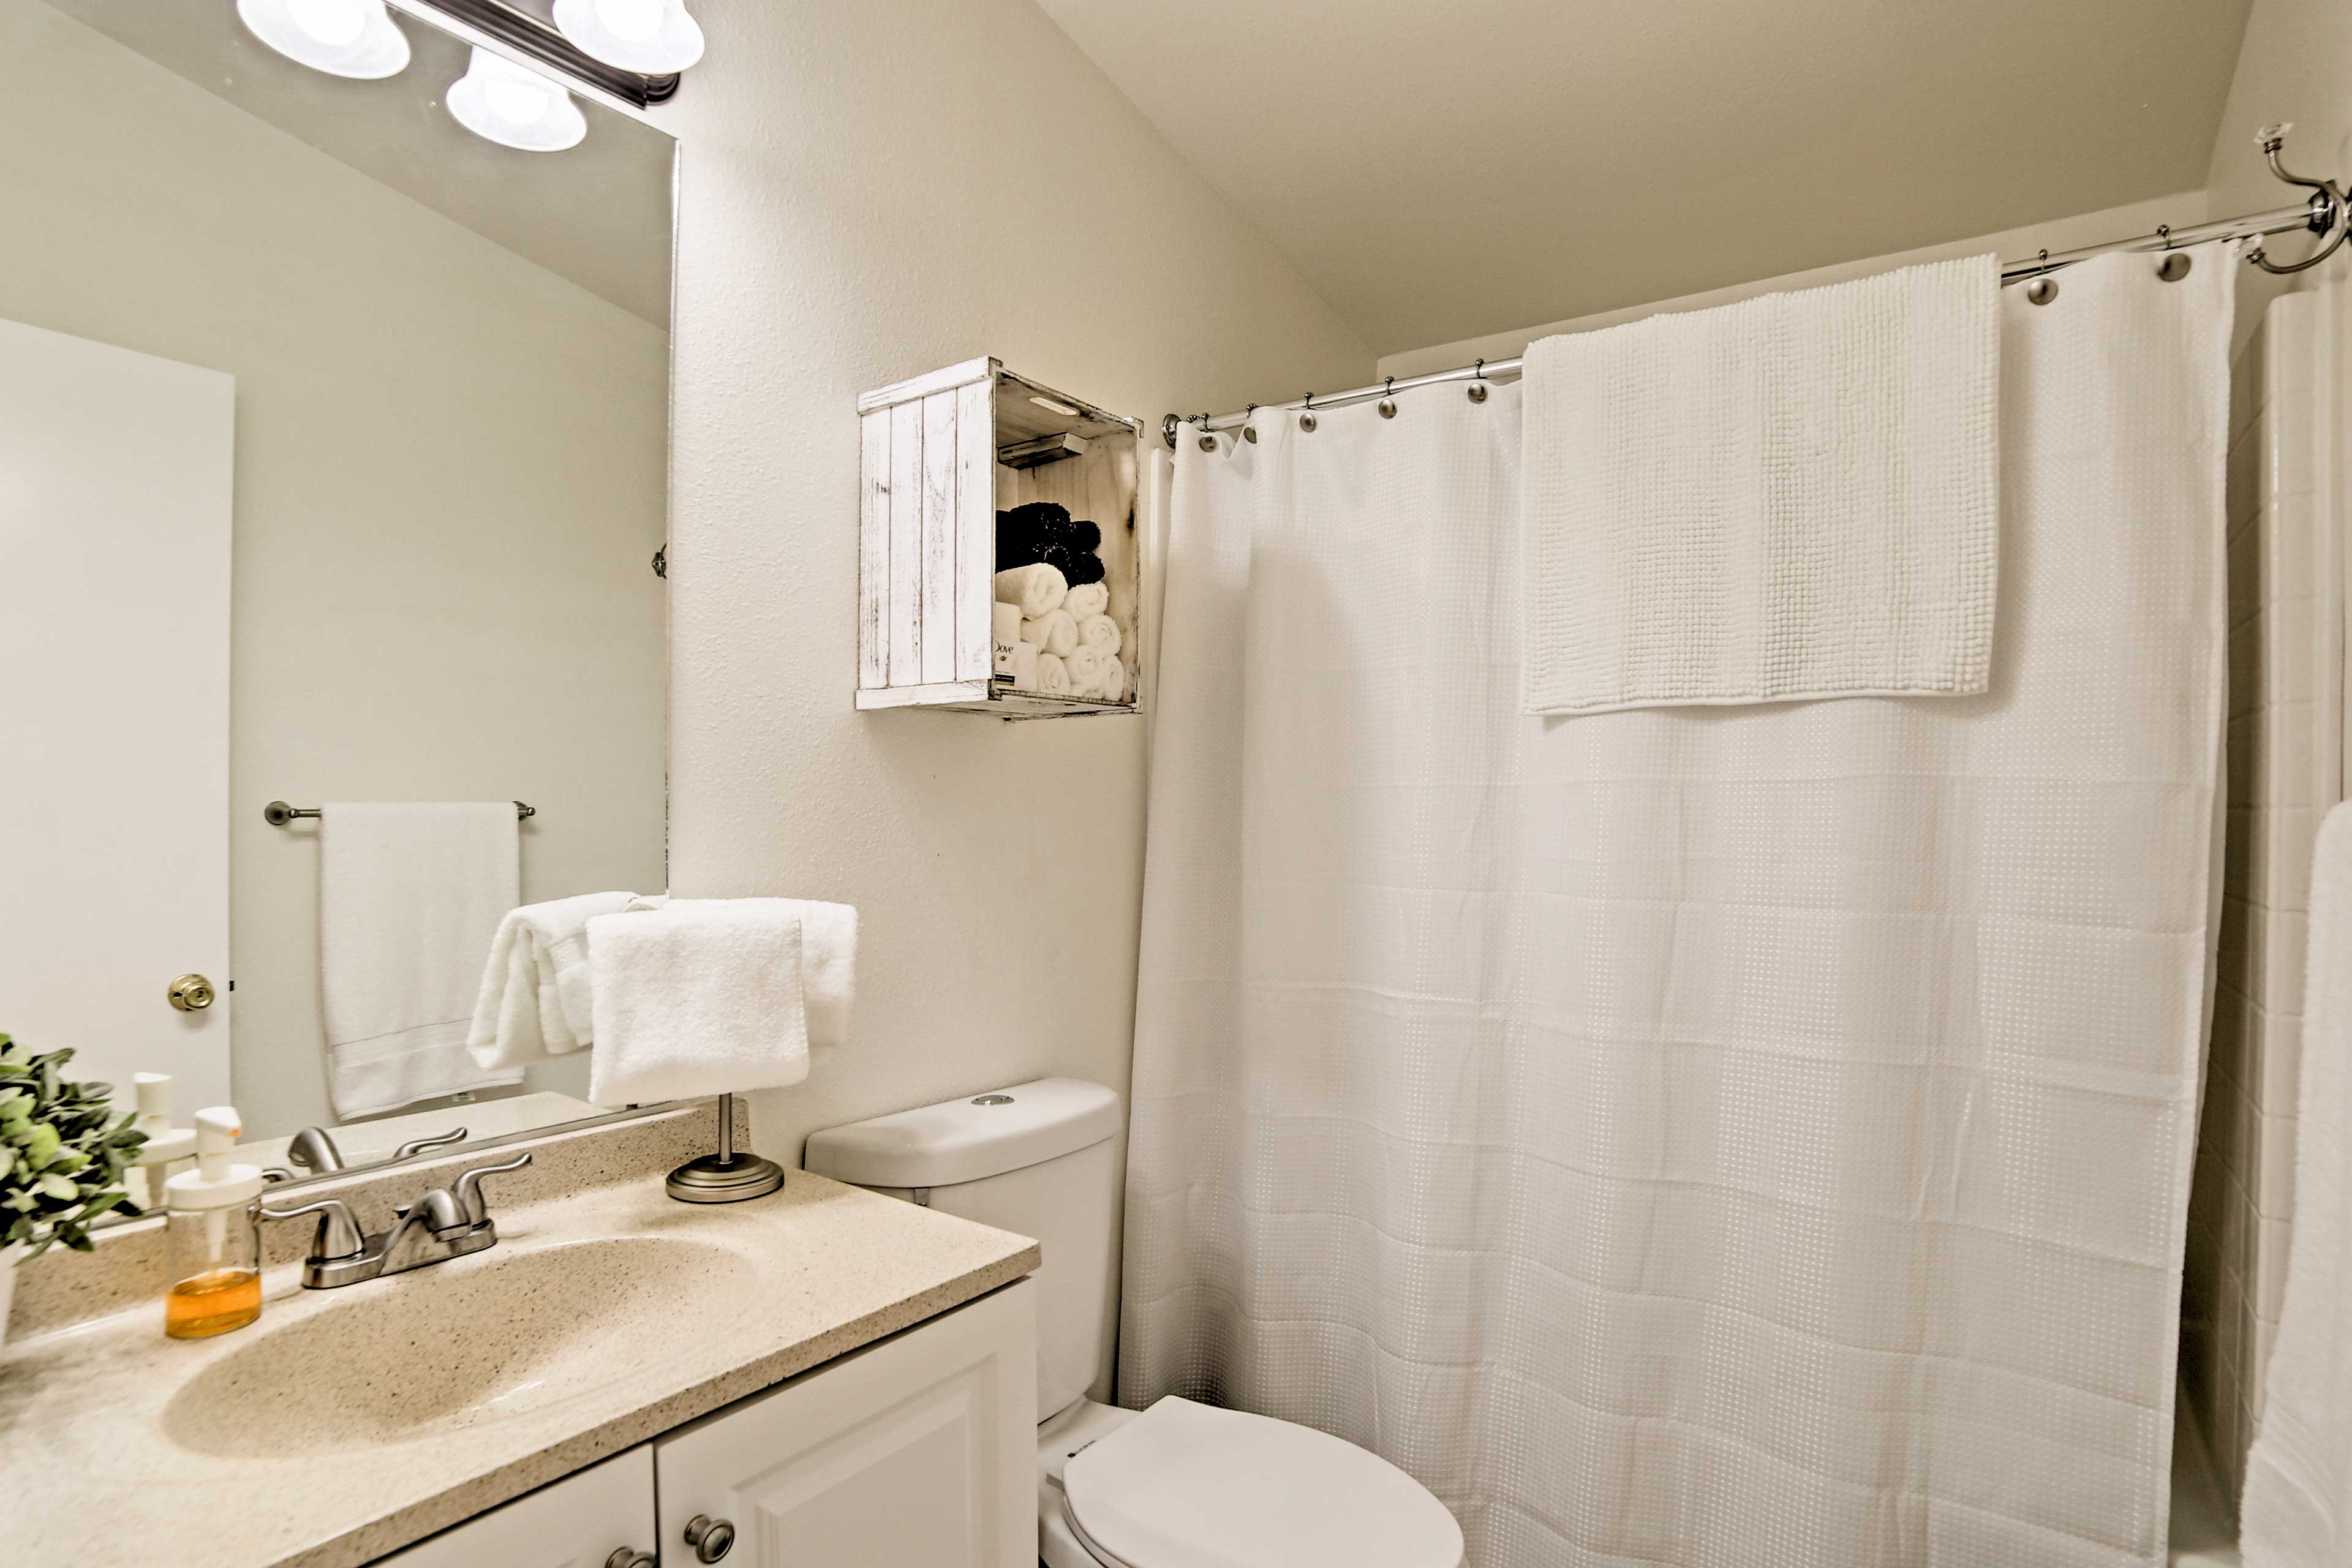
[163,1236,755,1457]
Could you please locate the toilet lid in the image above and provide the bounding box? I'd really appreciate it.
[1061,1397,1464,1568]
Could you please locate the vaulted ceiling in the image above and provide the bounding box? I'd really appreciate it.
[1036,0,2253,353]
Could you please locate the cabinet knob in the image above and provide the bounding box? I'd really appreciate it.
[603,1551,655,1568]
[684,1514,736,1562]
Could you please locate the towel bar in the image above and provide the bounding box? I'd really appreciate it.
[263,800,535,826]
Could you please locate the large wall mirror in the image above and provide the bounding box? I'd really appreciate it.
[2,0,675,1204]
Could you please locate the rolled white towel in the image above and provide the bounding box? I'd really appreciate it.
[1076,614,1121,656]
[1065,645,1109,694]
[1091,658,1128,701]
[1065,581,1110,619]
[994,564,1067,619]
[1036,652,1072,694]
[1022,608,1080,657]
[1001,639,1039,689]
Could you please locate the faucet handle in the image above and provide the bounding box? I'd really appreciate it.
[451,1151,534,1226]
[390,1126,470,1162]
[261,1197,366,1261]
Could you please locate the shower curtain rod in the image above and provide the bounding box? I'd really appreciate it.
[1166,134,2347,447]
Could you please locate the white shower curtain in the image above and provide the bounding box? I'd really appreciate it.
[1124,248,2234,1567]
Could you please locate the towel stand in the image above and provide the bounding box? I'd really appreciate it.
[264,800,535,826]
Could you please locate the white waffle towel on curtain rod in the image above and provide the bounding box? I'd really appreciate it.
[1519,251,2000,714]
[2243,802,2352,1567]
[1125,244,2232,1567]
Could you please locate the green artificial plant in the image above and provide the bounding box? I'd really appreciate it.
[0,1033,146,1259]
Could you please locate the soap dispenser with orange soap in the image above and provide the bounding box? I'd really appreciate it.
[162,1106,265,1340]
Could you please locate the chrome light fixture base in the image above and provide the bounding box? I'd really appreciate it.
[415,0,682,105]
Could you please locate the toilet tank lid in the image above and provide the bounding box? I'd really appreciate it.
[804,1077,1123,1188]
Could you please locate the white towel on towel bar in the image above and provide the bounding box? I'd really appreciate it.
[2244,802,2352,1566]
[586,897,858,1105]
[466,891,638,1071]
[1519,251,2000,714]
[321,802,521,1118]
[615,894,858,1054]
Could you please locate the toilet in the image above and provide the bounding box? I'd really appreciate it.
[805,1078,1465,1568]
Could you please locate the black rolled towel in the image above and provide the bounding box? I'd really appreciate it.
[1039,541,1077,576]
[995,509,1044,570]
[1067,519,1101,552]
[1061,550,1106,587]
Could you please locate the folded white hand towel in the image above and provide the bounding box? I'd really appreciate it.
[467,891,637,1070]
[994,563,1068,619]
[1065,645,1109,694]
[1001,639,1039,688]
[2244,802,2352,1564]
[323,803,522,1118]
[1036,652,1072,694]
[587,900,818,1106]
[1023,608,1080,657]
[1520,251,1999,714]
[609,894,856,1051]
[1076,613,1121,656]
[1064,581,1110,620]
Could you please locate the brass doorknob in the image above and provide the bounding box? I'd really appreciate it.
[167,974,216,1012]
[603,1551,655,1568]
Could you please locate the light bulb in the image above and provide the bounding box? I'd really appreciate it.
[447,48,587,153]
[595,0,665,43]
[484,75,553,125]
[288,0,366,47]
[552,0,705,74]
[236,0,410,79]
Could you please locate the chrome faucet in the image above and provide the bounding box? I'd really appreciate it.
[262,1123,469,1185]
[261,1151,533,1289]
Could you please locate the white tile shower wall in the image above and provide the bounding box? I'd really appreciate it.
[2184,288,2337,1513]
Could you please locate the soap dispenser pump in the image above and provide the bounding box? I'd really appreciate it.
[161,1106,265,1340]
[126,1072,198,1213]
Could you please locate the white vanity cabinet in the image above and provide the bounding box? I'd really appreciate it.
[375,1448,657,1568]
[654,1278,1036,1567]
[374,1281,1036,1568]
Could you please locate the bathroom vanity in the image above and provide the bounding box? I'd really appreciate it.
[381,1283,1035,1568]
[3,1112,1040,1568]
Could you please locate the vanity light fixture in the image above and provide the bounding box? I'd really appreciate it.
[447,46,588,152]
[236,0,412,79]
[551,0,705,75]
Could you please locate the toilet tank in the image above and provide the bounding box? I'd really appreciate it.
[804,1078,1123,1422]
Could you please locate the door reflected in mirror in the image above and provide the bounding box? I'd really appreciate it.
[2,0,676,1207]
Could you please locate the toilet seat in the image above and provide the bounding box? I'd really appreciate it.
[1060,1396,1464,1568]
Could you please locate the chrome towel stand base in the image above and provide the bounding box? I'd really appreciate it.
[666,1093,786,1204]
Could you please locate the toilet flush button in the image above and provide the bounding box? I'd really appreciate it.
[971,1094,1015,1106]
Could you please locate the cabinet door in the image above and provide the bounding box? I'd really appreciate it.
[655,1281,1036,1568]
[376,1447,656,1568]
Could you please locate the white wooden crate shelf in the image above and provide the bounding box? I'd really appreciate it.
[856,357,1142,718]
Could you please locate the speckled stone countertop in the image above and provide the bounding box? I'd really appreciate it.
[2,1170,1039,1568]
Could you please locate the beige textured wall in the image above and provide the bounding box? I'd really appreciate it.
[644,0,1372,1163]
[5,5,669,1136]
